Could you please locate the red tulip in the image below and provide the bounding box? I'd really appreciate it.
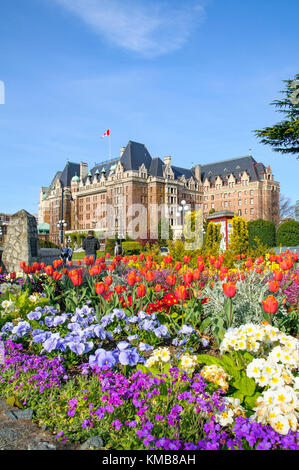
[95,282,106,295]
[262,296,278,314]
[222,282,237,298]
[183,272,193,284]
[105,275,113,286]
[174,262,182,271]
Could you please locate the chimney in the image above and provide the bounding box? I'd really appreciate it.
[164,156,171,166]
[195,164,201,181]
[120,146,126,157]
[80,162,88,180]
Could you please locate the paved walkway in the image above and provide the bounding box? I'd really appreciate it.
[0,398,77,450]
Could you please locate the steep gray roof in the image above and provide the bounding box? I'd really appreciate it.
[200,156,264,183]
[120,141,152,171]
[60,162,81,187]
[149,157,164,177]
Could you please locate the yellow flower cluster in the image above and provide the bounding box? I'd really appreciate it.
[220,323,299,357]
[220,323,298,435]
[200,364,231,392]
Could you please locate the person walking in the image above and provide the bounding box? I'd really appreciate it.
[114,240,123,257]
[67,244,73,263]
[60,242,69,267]
[82,231,100,265]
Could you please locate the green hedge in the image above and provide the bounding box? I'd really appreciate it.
[122,241,143,256]
[248,219,276,248]
[39,239,60,249]
[277,220,299,247]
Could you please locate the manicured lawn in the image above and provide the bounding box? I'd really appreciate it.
[72,251,105,260]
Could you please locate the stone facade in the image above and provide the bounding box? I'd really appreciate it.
[2,210,41,272]
[38,141,280,243]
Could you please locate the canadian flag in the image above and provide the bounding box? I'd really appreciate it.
[101,129,110,138]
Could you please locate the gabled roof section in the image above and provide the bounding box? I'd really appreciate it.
[88,158,120,181]
[149,157,164,177]
[120,141,153,171]
[60,162,81,187]
[200,156,263,183]
[171,165,194,180]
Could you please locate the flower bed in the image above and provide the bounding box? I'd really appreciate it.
[0,250,298,450]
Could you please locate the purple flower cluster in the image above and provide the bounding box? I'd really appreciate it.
[0,340,68,394]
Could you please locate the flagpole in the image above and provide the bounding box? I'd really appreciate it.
[108,131,111,160]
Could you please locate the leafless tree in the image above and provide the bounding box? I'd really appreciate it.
[279,194,295,220]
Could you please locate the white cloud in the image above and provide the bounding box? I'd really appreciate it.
[53,0,205,58]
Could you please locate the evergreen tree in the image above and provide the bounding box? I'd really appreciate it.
[254,74,299,158]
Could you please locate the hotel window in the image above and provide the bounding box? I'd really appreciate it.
[250,190,253,195]
[250,208,254,215]
[238,200,241,206]
[238,209,242,216]
[238,191,241,197]
[250,198,253,205]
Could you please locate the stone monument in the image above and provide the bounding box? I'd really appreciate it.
[2,210,41,273]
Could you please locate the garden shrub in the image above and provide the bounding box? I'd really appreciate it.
[39,239,59,249]
[228,216,249,256]
[204,222,222,257]
[248,219,276,248]
[122,241,143,256]
[277,220,299,247]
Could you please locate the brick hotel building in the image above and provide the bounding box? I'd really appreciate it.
[38,140,280,244]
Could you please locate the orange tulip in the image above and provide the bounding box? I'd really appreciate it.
[166,275,176,286]
[268,280,279,293]
[175,285,188,301]
[136,283,146,298]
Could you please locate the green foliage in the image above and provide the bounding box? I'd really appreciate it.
[39,239,60,249]
[157,217,173,247]
[204,222,222,256]
[197,351,260,409]
[183,210,203,250]
[228,216,249,255]
[248,219,276,248]
[254,74,299,157]
[277,220,299,246]
[122,241,143,256]
[248,237,275,258]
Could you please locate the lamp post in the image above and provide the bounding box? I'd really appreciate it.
[57,220,67,244]
[58,183,73,244]
[176,200,189,242]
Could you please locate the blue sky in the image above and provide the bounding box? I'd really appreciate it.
[0,0,298,214]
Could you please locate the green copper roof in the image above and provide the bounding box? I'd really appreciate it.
[72,172,80,183]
